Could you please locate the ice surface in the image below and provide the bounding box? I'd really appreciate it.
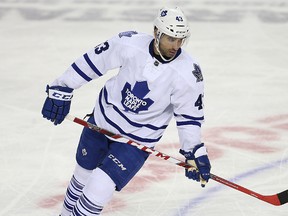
[0,0,288,215]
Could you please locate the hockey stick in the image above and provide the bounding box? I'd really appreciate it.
[65,114,288,206]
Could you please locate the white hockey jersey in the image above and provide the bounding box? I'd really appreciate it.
[52,31,204,152]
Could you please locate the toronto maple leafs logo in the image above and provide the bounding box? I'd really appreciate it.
[121,81,154,113]
[192,63,203,82]
[160,10,168,17]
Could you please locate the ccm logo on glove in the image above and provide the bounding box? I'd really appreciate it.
[41,85,74,125]
[48,89,73,101]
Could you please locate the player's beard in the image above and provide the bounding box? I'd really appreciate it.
[159,43,177,59]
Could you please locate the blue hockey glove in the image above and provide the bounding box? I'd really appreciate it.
[179,143,211,187]
[41,85,73,125]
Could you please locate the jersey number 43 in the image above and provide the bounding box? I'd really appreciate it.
[95,41,110,54]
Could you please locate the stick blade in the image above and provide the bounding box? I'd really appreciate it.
[278,189,288,205]
[263,189,288,206]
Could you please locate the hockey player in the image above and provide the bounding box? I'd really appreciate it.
[41,7,211,216]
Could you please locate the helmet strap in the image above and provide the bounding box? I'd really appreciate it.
[154,30,176,62]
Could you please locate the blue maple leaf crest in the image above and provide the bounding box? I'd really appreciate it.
[161,10,168,17]
[118,31,138,38]
[192,63,203,82]
[121,81,154,113]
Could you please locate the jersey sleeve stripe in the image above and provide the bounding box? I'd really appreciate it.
[103,87,168,130]
[83,53,103,77]
[174,113,204,121]
[98,89,162,143]
[72,63,92,82]
[176,121,201,127]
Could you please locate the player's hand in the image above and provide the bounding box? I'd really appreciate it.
[179,143,211,187]
[41,85,73,125]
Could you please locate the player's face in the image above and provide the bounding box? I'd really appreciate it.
[158,34,184,58]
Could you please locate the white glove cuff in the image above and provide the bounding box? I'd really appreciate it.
[48,89,73,101]
[194,146,208,158]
